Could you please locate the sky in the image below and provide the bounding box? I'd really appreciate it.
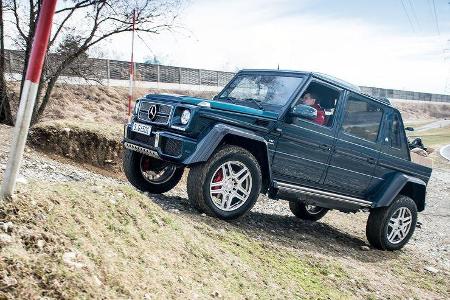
[105,0,449,94]
[5,0,449,94]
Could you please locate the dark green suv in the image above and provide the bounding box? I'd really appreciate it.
[123,70,432,251]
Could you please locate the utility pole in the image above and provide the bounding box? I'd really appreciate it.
[128,9,136,117]
[1,0,57,199]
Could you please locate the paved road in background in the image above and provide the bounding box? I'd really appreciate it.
[440,144,450,161]
[414,120,450,132]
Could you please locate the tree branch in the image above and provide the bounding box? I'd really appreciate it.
[11,0,27,40]
[55,0,92,14]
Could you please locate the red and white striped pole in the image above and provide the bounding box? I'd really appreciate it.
[128,9,136,117]
[1,0,57,198]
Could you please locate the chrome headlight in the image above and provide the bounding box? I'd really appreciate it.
[180,109,191,125]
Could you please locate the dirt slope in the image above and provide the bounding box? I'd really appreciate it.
[7,83,216,124]
[1,124,449,299]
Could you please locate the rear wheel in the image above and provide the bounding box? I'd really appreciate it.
[366,195,417,251]
[123,149,184,194]
[289,202,328,221]
[187,145,262,220]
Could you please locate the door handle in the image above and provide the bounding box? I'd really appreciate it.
[319,144,331,151]
[367,157,376,164]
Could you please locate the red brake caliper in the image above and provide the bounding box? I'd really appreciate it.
[141,157,150,171]
[212,169,223,190]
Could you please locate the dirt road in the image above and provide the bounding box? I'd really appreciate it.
[414,120,450,132]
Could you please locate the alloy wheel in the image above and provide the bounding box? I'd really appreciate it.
[305,204,324,215]
[387,207,413,244]
[140,156,177,184]
[209,161,253,211]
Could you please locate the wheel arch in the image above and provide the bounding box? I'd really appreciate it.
[184,124,271,192]
[372,173,426,212]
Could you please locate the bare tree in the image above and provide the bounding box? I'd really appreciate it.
[3,0,182,125]
[0,0,13,125]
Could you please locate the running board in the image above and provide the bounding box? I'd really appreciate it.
[274,181,372,209]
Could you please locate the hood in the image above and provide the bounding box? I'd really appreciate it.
[145,94,279,119]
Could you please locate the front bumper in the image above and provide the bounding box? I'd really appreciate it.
[123,123,197,164]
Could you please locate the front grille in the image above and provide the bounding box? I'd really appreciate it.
[138,101,172,124]
[162,138,182,157]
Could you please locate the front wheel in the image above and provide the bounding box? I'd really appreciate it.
[123,149,184,194]
[187,145,262,220]
[366,195,417,251]
[289,202,328,221]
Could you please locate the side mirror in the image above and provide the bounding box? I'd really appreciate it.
[291,104,317,120]
[405,127,414,132]
[212,95,219,100]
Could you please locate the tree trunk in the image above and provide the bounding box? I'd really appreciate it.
[31,75,57,125]
[0,0,13,125]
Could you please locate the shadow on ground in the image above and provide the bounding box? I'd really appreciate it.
[148,192,400,264]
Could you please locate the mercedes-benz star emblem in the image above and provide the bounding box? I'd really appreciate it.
[148,105,158,120]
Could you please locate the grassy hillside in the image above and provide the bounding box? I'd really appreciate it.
[7,82,217,124]
[2,178,448,299]
[408,126,450,148]
[1,181,356,299]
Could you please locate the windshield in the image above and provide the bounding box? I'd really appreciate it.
[218,74,304,107]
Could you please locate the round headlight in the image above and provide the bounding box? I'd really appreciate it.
[180,109,191,125]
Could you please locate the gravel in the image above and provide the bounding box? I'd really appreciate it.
[0,125,117,187]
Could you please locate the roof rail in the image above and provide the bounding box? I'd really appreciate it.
[377,97,391,105]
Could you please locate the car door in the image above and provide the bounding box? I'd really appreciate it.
[323,92,384,198]
[271,81,343,188]
[370,110,411,194]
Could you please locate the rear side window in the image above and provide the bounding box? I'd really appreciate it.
[390,113,402,149]
[342,95,383,142]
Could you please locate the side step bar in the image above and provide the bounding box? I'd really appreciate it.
[274,181,372,209]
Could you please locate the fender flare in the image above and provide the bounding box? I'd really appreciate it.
[371,173,427,211]
[183,123,272,181]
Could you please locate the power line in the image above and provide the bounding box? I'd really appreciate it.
[400,0,416,33]
[407,0,421,31]
[136,31,156,59]
[431,0,441,35]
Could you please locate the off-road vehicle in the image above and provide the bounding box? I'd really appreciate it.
[123,70,432,251]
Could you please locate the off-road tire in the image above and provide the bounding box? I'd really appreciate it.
[366,195,418,251]
[123,149,184,194]
[289,202,328,221]
[187,145,262,220]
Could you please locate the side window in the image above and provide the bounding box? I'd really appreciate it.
[342,96,383,142]
[294,81,341,127]
[390,113,402,149]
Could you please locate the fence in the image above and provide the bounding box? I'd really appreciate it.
[4,49,450,103]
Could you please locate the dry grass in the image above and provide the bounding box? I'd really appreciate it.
[1,181,353,299]
[408,125,450,148]
[1,179,448,299]
[32,119,123,141]
[391,100,450,121]
[7,82,217,125]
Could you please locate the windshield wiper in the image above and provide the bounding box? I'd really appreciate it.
[242,98,264,110]
[217,96,238,104]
